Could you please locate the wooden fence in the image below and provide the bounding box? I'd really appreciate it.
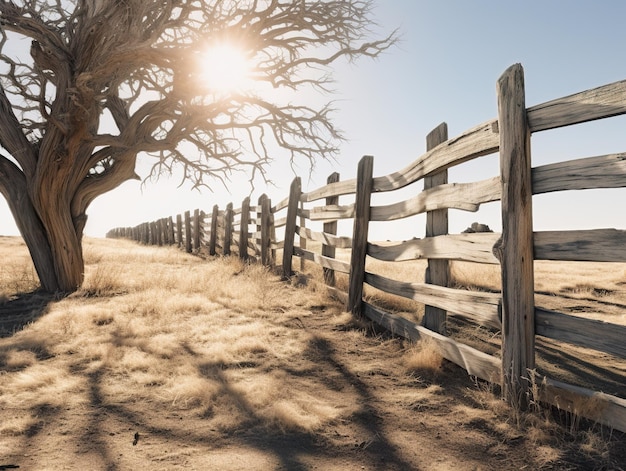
[107,64,626,432]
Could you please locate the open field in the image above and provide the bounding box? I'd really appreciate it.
[1,236,625,470]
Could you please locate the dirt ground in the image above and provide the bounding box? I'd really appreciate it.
[1,302,624,470]
[1,239,625,470]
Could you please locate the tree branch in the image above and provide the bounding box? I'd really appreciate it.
[0,83,37,176]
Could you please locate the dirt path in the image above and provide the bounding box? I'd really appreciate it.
[1,241,625,470]
[2,301,624,470]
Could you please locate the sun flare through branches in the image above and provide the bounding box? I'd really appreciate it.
[196,42,254,95]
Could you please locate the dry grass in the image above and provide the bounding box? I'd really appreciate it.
[1,237,345,440]
[1,236,624,469]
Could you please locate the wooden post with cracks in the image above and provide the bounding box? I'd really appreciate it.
[347,156,374,316]
[495,63,536,410]
[282,177,301,279]
[422,123,450,334]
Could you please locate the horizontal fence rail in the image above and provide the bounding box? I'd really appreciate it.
[107,63,626,432]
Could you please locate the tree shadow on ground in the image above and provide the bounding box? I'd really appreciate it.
[0,291,58,338]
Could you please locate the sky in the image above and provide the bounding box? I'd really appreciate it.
[1,0,625,241]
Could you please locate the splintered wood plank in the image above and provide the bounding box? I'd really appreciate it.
[364,272,501,330]
[528,79,626,132]
[372,119,500,192]
[367,233,500,264]
[532,153,626,194]
[371,177,501,221]
[534,229,626,262]
[362,302,502,383]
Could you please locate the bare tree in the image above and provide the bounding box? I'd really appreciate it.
[0,0,395,292]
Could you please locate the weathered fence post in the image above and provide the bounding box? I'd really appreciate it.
[299,200,307,271]
[209,205,219,256]
[224,203,233,256]
[239,197,250,260]
[142,223,149,245]
[184,210,192,253]
[282,177,302,279]
[150,221,157,245]
[161,218,168,245]
[157,219,165,246]
[347,156,374,316]
[254,199,261,259]
[193,208,201,253]
[258,194,272,266]
[323,172,340,286]
[176,214,183,247]
[495,63,535,410]
[423,123,450,334]
[168,217,175,245]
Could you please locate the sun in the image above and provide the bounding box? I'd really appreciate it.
[197,43,253,95]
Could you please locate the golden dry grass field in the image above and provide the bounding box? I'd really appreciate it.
[1,236,625,470]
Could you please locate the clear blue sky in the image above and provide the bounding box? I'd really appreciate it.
[1,0,625,240]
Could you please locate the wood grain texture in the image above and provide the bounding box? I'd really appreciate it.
[372,119,499,193]
[367,233,500,264]
[297,226,352,248]
[302,203,355,221]
[184,210,192,254]
[534,229,626,262]
[323,172,340,287]
[239,198,250,260]
[282,177,301,278]
[370,177,501,221]
[362,302,501,383]
[528,78,626,132]
[293,247,351,274]
[301,178,357,203]
[364,272,501,330]
[272,216,287,228]
[258,194,272,266]
[535,308,626,358]
[532,153,626,194]
[496,63,535,407]
[209,206,218,255]
[348,156,374,315]
[272,195,290,213]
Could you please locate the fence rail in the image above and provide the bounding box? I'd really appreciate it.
[107,63,626,432]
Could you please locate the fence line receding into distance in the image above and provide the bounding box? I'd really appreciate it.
[107,64,626,432]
